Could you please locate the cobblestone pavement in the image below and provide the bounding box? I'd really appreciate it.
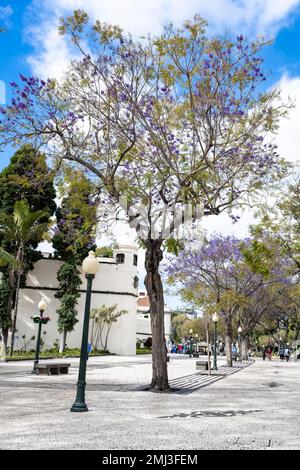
[0,355,299,450]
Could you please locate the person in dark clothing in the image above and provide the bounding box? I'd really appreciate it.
[284,347,290,362]
[279,348,285,361]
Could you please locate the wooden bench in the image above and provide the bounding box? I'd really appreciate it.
[35,363,71,376]
[196,361,210,371]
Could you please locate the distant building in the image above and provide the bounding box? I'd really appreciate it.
[136,292,172,342]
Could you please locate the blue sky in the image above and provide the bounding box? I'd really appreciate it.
[1,1,300,307]
[1,0,300,170]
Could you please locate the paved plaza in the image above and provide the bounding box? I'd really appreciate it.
[0,355,299,450]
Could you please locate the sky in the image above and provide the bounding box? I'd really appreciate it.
[1,0,300,307]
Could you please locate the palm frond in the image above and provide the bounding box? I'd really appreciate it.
[0,248,16,267]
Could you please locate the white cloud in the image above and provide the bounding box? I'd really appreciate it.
[26,25,74,80]
[274,74,300,165]
[25,0,300,79]
[0,5,13,26]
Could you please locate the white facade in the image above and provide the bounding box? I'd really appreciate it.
[136,293,172,342]
[14,245,139,356]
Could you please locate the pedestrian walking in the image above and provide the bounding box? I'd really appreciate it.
[232,344,238,362]
[284,347,290,362]
[279,347,285,361]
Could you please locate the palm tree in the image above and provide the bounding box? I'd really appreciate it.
[0,200,50,356]
[0,248,16,362]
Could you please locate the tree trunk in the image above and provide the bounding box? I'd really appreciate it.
[59,331,67,354]
[144,239,170,392]
[10,271,21,357]
[0,329,8,362]
[241,335,249,361]
[225,317,233,367]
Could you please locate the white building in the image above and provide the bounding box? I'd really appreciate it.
[14,245,139,356]
[136,292,172,343]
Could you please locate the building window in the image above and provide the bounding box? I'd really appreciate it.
[133,254,138,266]
[134,276,139,289]
[116,253,125,264]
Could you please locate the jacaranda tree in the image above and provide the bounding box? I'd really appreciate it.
[0,12,290,389]
[166,235,289,364]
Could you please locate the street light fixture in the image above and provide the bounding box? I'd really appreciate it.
[32,299,48,374]
[71,251,99,413]
[212,313,219,371]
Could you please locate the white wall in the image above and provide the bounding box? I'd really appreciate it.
[14,245,139,356]
[136,312,172,342]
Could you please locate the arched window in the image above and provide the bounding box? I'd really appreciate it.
[134,276,139,289]
[116,253,125,264]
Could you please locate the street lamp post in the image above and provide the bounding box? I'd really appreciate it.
[32,299,48,374]
[195,334,199,354]
[238,326,243,362]
[212,313,219,371]
[278,336,282,356]
[71,251,99,413]
[189,329,193,358]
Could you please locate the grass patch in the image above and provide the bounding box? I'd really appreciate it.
[6,348,111,362]
[136,348,152,355]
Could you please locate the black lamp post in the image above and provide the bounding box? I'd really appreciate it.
[71,251,99,413]
[278,336,282,357]
[32,299,48,374]
[195,333,199,354]
[212,313,219,371]
[238,326,243,362]
[189,329,193,357]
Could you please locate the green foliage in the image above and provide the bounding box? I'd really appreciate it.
[164,238,183,256]
[0,145,56,218]
[55,261,81,334]
[180,317,207,340]
[171,313,188,341]
[0,273,12,331]
[240,240,273,278]
[58,9,89,38]
[95,246,114,258]
[52,172,97,262]
[7,347,110,361]
[0,200,50,248]
[0,200,51,353]
[0,248,16,267]
[0,145,56,291]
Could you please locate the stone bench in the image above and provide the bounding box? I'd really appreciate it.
[196,361,210,371]
[35,363,71,376]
